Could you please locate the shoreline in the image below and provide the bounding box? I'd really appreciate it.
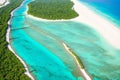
[6,28,34,80]
[71,0,120,49]
[26,0,120,79]
[0,0,9,8]
[6,0,120,79]
[77,1,120,27]
[63,43,92,80]
[26,0,77,22]
[6,0,35,80]
[28,0,120,49]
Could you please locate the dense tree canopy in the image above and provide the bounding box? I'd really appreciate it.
[0,0,30,79]
[28,0,78,19]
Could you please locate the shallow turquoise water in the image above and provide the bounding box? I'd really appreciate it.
[11,30,81,80]
[10,0,120,80]
[24,17,120,80]
[10,0,83,80]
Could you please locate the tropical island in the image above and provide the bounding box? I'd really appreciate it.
[28,0,78,19]
[1,0,120,79]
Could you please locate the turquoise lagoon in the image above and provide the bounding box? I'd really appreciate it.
[10,0,120,80]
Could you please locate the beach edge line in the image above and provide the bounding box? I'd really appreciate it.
[6,0,35,79]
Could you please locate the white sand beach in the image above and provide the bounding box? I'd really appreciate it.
[0,0,9,8]
[6,18,35,80]
[71,0,120,49]
[0,0,6,4]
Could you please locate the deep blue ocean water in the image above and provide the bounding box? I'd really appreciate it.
[10,0,120,80]
[79,0,120,25]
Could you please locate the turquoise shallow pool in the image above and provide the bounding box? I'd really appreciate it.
[10,0,120,80]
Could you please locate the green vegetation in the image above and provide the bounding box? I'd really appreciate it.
[28,0,78,19]
[66,44,84,68]
[69,49,84,68]
[0,0,30,79]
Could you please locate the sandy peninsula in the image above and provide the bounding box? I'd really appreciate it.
[71,0,120,49]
